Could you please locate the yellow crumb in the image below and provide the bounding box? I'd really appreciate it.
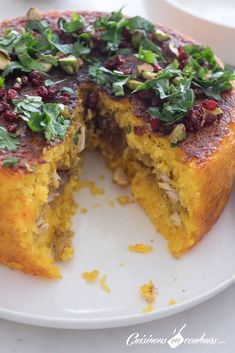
[99,175,105,181]
[80,207,88,214]
[142,304,154,313]
[116,195,134,205]
[128,243,153,254]
[169,299,176,305]
[99,275,111,293]
[82,269,99,283]
[60,247,74,262]
[120,263,124,267]
[108,200,115,208]
[92,203,100,208]
[139,280,156,303]
[77,180,104,196]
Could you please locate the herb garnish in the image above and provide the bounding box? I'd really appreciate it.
[0,127,19,151]
[13,96,70,142]
[2,157,19,167]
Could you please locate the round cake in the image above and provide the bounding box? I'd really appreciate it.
[0,8,234,278]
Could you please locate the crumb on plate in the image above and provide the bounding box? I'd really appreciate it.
[76,180,104,196]
[100,275,111,293]
[169,299,176,305]
[116,195,134,205]
[128,243,153,254]
[108,200,115,208]
[80,207,88,214]
[82,269,99,283]
[142,304,154,313]
[140,280,156,303]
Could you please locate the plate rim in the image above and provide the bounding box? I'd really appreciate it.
[0,275,234,329]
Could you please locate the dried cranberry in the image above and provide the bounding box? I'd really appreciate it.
[0,88,5,98]
[86,91,98,110]
[202,99,218,110]
[59,94,69,105]
[47,87,58,98]
[105,55,124,70]
[4,111,17,122]
[2,102,10,111]
[37,86,48,99]
[12,83,22,92]
[29,71,44,86]
[122,28,132,40]
[152,63,162,72]
[204,114,217,125]
[194,87,204,99]
[150,116,160,131]
[117,66,132,75]
[7,89,19,101]
[134,125,146,136]
[7,123,18,132]
[0,102,5,114]
[188,104,205,130]
[21,76,29,86]
[178,46,188,62]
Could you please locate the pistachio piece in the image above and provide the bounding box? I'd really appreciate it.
[142,71,157,80]
[127,79,142,90]
[136,63,153,77]
[59,55,83,75]
[131,29,146,48]
[169,41,179,56]
[0,50,11,70]
[113,167,129,186]
[203,107,223,116]
[154,29,170,42]
[26,7,43,21]
[169,124,186,145]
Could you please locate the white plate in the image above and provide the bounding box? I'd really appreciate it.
[0,150,234,329]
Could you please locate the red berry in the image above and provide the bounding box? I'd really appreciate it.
[12,83,22,92]
[47,87,58,98]
[59,94,69,105]
[134,125,146,136]
[188,104,205,130]
[37,86,48,99]
[202,99,218,110]
[7,123,18,132]
[0,88,5,98]
[21,76,29,86]
[152,63,162,72]
[7,89,19,101]
[29,71,44,86]
[150,116,160,131]
[178,46,188,61]
[4,111,17,121]
[0,102,5,114]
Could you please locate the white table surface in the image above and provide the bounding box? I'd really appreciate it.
[0,0,234,352]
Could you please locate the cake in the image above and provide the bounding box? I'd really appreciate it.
[0,8,234,278]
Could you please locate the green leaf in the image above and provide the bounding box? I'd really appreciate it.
[126,16,155,34]
[0,127,19,151]
[62,86,74,94]
[0,76,5,87]
[136,46,158,64]
[2,157,19,167]
[2,61,30,77]
[74,128,81,145]
[0,29,21,53]
[44,78,68,87]
[58,13,87,33]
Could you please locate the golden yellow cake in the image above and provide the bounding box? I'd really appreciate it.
[0,8,234,278]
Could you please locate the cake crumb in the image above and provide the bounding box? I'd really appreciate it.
[140,280,156,303]
[120,263,124,268]
[116,195,134,205]
[99,175,105,181]
[169,299,176,305]
[80,207,88,214]
[142,304,154,313]
[77,180,104,196]
[60,247,74,262]
[100,275,111,293]
[82,269,99,283]
[108,200,115,208]
[128,243,153,254]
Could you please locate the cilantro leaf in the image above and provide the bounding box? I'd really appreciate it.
[126,16,155,34]
[0,127,19,151]
[13,96,70,142]
[2,157,19,167]
[58,13,87,33]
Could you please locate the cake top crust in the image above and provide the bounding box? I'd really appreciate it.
[0,9,234,170]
